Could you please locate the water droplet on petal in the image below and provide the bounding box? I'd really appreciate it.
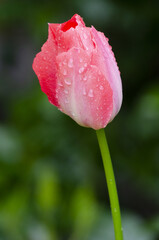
[58,82,63,87]
[79,67,84,74]
[64,79,71,85]
[83,88,86,95]
[63,69,67,75]
[83,76,87,81]
[64,89,68,94]
[99,85,104,90]
[68,58,73,68]
[83,33,88,39]
[88,89,94,98]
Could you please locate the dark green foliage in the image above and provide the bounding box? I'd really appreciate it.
[0,0,159,239]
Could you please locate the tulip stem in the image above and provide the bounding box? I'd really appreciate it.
[96,128,123,240]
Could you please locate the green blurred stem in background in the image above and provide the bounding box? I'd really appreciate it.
[96,129,123,240]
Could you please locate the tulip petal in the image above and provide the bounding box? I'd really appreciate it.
[91,27,122,120]
[32,26,58,106]
[56,47,113,129]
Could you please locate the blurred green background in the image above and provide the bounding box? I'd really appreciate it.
[0,0,159,239]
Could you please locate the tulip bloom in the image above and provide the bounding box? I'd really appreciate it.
[33,14,122,129]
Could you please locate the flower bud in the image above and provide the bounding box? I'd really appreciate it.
[33,14,122,129]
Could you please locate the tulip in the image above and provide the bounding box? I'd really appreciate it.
[33,14,124,240]
[33,14,122,129]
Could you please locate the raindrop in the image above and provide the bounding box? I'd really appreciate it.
[68,58,73,68]
[83,76,87,81]
[63,69,67,75]
[64,89,68,94]
[99,85,104,90]
[58,82,63,87]
[79,67,84,74]
[83,88,86,95]
[109,179,113,184]
[114,208,117,213]
[83,33,88,39]
[64,79,71,85]
[88,89,94,98]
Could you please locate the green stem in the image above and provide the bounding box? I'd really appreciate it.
[96,128,123,240]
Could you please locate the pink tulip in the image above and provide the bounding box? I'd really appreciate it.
[33,14,122,130]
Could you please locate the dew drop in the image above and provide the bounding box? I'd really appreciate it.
[63,69,67,75]
[109,179,113,184]
[83,76,87,81]
[58,82,63,87]
[79,67,84,73]
[99,85,104,90]
[83,33,88,39]
[88,89,94,97]
[64,79,71,85]
[64,89,68,94]
[68,58,73,68]
[83,88,86,95]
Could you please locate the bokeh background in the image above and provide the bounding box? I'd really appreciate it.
[0,0,159,239]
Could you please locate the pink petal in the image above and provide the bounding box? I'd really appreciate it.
[91,27,122,120]
[56,47,113,129]
[32,26,59,106]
